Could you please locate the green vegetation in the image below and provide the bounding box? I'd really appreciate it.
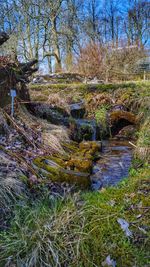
[135,118,150,161]
[0,166,149,267]
[95,105,110,138]
[137,119,150,146]
[95,105,108,125]
[0,81,149,266]
[29,82,137,94]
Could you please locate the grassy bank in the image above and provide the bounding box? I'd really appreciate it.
[0,165,149,267]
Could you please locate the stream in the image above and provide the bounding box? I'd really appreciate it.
[91,139,133,190]
[69,101,133,190]
[31,100,134,190]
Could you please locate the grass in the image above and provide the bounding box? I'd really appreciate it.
[29,82,137,93]
[0,150,26,210]
[0,166,149,267]
[135,118,150,161]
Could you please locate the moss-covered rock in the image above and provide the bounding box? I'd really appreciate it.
[33,140,101,187]
[66,141,101,173]
[70,100,85,119]
[70,119,96,142]
[66,157,93,173]
[33,156,90,188]
[110,110,136,125]
[29,103,69,126]
[117,125,136,139]
[79,141,102,155]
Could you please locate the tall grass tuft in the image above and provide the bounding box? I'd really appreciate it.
[0,154,25,210]
[0,196,86,267]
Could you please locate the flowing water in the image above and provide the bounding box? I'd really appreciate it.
[69,102,133,190]
[75,119,97,141]
[91,139,133,190]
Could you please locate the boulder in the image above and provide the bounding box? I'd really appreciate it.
[110,110,136,125]
[70,119,96,142]
[110,110,137,135]
[79,141,102,154]
[33,141,102,188]
[69,100,85,119]
[29,103,69,126]
[117,125,136,139]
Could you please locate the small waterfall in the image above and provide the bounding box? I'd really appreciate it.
[92,120,96,141]
[69,100,97,142]
[75,119,97,141]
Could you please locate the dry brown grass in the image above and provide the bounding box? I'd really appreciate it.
[18,105,70,154]
[0,153,25,209]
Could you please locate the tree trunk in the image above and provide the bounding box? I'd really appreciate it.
[51,18,62,72]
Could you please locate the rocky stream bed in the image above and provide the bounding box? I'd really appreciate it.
[25,92,137,191]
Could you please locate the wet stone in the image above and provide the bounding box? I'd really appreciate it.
[70,119,97,142]
[69,101,85,119]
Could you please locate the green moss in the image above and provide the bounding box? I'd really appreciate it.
[33,157,60,175]
[110,110,137,124]
[62,141,78,153]
[33,156,90,187]
[67,157,93,173]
